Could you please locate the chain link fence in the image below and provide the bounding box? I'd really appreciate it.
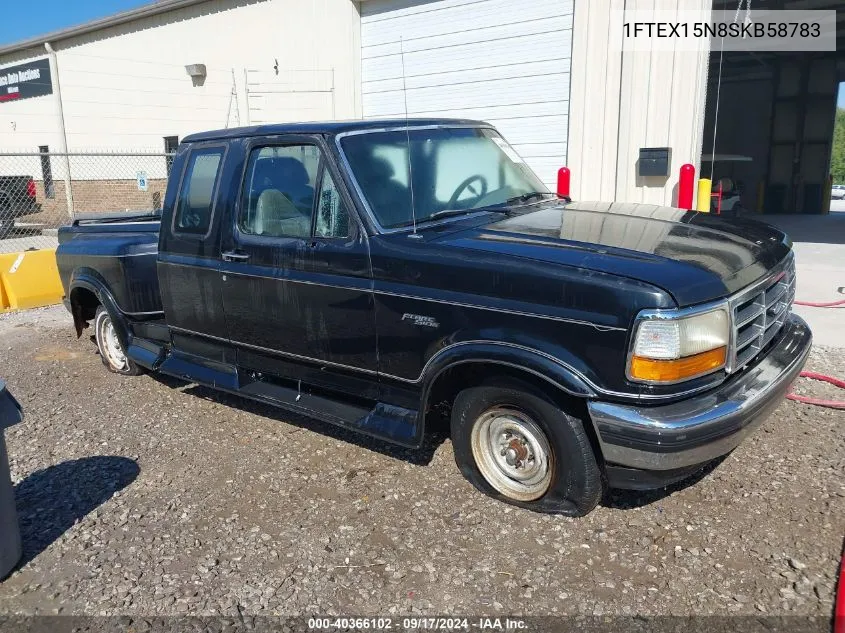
[0,152,174,254]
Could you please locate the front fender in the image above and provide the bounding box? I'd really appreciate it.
[419,341,598,406]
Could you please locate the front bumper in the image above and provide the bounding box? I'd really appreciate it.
[589,313,812,473]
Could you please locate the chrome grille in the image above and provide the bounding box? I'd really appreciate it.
[729,255,796,372]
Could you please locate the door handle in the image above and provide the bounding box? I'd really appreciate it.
[222,251,250,262]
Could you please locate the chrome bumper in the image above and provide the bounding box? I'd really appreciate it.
[589,313,812,471]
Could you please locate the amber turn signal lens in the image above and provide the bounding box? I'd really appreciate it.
[629,346,727,383]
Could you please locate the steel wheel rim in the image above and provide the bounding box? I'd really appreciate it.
[99,314,128,371]
[470,406,553,501]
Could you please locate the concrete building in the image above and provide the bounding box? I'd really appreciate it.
[0,0,842,217]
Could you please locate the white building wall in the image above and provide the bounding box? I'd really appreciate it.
[568,0,711,206]
[359,0,573,189]
[0,0,362,159]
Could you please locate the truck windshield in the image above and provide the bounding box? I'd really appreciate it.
[339,127,549,230]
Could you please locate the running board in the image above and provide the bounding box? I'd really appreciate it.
[239,381,421,447]
[150,349,422,447]
[157,351,240,390]
[240,380,370,425]
[126,337,166,370]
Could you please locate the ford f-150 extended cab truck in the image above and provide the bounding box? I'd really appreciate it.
[55,119,812,516]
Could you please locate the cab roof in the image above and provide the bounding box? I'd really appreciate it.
[182,118,491,144]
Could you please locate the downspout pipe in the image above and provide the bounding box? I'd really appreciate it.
[44,42,74,218]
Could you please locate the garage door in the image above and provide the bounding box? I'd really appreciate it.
[360,0,574,188]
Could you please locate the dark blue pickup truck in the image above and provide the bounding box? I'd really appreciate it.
[55,119,812,516]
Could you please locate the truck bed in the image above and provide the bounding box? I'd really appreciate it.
[56,212,163,315]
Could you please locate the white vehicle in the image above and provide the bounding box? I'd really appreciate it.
[831,185,845,200]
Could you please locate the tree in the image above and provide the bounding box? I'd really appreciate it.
[831,108,845,185]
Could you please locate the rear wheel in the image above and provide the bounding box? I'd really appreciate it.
[94,306,141,375]
[451,381,603,516]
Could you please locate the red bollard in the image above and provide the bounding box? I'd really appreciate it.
[557,167,571,198]
[678,163,695,210]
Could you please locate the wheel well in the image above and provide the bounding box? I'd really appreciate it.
[424,362,605,466]
[69,287,100,336]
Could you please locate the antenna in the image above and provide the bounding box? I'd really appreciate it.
[709,4,730,183]
[709,0,749,182]
[399,37,421,238]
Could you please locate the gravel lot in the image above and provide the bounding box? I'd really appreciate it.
[0,306,842,624]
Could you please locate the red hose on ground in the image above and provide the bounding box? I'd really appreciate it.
[794,298,845,307]
[788,290,845,407]
[787,371,845,409]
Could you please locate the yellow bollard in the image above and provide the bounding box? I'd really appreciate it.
[696,179,712,212]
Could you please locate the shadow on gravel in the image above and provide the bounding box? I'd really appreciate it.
[149,373,449,466]
[14,456,139,567]
[600,456,726,510]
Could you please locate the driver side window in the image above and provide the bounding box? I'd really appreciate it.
[239,145,320,238]
[315,169,350,238]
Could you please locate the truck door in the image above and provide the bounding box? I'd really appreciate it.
[219,136,378,399]
[158,143,233,364]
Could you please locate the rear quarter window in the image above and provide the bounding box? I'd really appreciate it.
[173,147,225,235]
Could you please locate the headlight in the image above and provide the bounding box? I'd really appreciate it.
[628,305,730,384]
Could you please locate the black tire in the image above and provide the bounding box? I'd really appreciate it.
[451,381,603,516]
[93,306,142,376]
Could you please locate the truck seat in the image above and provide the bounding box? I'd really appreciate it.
[254,189,310,237]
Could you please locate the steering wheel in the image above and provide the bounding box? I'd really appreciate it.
[447,175,488,208]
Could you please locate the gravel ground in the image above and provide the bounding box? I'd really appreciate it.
[0,305,842,622]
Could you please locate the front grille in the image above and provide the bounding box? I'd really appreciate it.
[729,255,796,372]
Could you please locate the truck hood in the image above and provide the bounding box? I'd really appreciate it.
[435,201,792,306]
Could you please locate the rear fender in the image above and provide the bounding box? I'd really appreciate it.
[68,271,130,348]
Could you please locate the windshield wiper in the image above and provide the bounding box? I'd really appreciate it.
[503,191,554,205]
[428,207,509,221]
[428,192,553,222]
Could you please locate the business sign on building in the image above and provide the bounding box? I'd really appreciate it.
[0,58,52,103]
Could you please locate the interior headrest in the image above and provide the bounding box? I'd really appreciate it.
[276,157,310,186]
[369,156,395,181]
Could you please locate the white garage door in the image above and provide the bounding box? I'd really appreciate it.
[360,0,574,188]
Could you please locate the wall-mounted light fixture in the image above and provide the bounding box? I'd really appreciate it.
[185,63,207,87]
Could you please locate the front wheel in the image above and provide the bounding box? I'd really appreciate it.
[451,381,603,516]
[94,306,142,375]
